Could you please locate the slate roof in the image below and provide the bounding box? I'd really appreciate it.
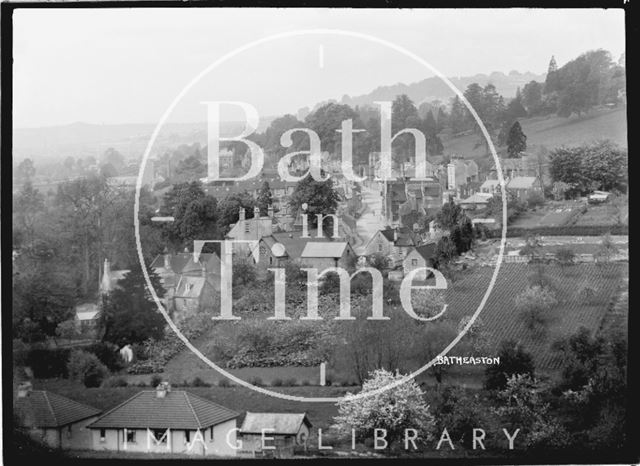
[174,275,205,299]
[263,230,332,260]
[301,242,348,258]
[14,391,101,428]
[411,243,437,261]
[460,192,494,205]
[240,412,312,435]
[88,391,239,430]
[150,253,220,275]
[378,228,418,247]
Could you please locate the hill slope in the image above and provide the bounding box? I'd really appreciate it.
[442,106,627,158]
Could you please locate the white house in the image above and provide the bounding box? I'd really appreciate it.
[87,383,240,457]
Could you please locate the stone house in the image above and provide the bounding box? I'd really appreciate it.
[402,243,437,280]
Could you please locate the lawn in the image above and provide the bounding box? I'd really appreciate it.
[575,204,627,227]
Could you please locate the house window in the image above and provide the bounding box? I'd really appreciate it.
[378,243,383,252]
[244,222,250,234]
[153,429,168,444]
[126,430,136,444]
[185,430,191,444]
[67,425,72,438]
[100,429,106,442]
[210,427,214,442]
[411,259,418,266]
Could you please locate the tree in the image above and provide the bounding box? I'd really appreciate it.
[256,181,273,216]
[595,233,619,264]
[551,181,571,201]
[13,181,45,248]
[448,95,467,135]
[434,236,458,268]
[515,285,558,337]
[161,181,220,250]
[485,340,535,390]
[332,369,436,445]
[67,350,109,388]
[521,81,543,116]
[555,247,576,266]
[288,173,340,230]
[100,148,125,173]
[16,158,36,182]
[506,121,527,158]
[519,235,544,262]
[418,320,458,383]
[305,102,359,155]
[505,88,527,120]
[216,191,256,235]
[99,265,167,347]
[391,95,421,163]
[99,162,118,178]
[544,55,560,94]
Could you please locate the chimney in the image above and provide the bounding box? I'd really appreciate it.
[201,261,207,278]
[164,252,171,270]
[267,205,274,218]
[253,206,260,219]
[394,228,398,243]
[17,381,32,398]
[156,381,171,398]
[239,207,246,222]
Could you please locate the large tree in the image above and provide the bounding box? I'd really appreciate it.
[485,340,535,390]
[333,369,436,445]
[288,173,340,229]
[507,121,527,158]
[256,181,273,215]
[99,265,166,347]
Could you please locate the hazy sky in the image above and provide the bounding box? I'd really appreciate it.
[13,8,625,128]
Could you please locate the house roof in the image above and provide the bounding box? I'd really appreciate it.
[262,230,332,260]
[507,176,538,189]
[460,192,494,205]
[150,253,220,275]
[75,304,100,321]
[15,391,101,428]
[240,412,312,435]
[378,228,418,247]
[480,179,500,190]
[411,243,437,261]
[88,390,239,430]
[301,242,348,258]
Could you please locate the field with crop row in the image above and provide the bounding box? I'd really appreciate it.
[444,262,626,370]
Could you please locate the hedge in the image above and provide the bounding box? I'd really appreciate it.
[484,224,628,238]
[25,348,71,378]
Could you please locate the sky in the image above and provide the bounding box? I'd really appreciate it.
[13,8,625,128]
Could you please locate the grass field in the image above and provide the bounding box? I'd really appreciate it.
[442,106,627,159]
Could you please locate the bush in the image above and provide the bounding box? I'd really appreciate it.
[527,192,545,209]
[136,381,147,387]
[102,376,128,388]
[84,342,124,372]
[284,378,297,386]
[150,375,163,388]
[218,378,231,388]
[485,340,535,391]
[271,378,283,387]
[301,379,311,386]
[249,376,264,386]
[191,377,210,387]
[26,348,71,378]
[67,350,109,388]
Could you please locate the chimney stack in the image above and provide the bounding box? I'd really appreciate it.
[253,206,260,219]
[394,228,399,243]
[156,381,171,398]
[239,207,246,222]
[17,381,32,398]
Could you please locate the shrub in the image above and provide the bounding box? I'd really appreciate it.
[26,348,71,378]
[218,378,231,388]
[191,377,210,387]
[555,247,576,266]
[102,376,128,388]
[84,342,123,372]
[67,350,109,388]
[527,192,545,209]
[284,378,297,386]
[249,376,264,387]
[150,374,163,387]
[485,340,535,390]
[136,381,147,387]
[271,378,283,387]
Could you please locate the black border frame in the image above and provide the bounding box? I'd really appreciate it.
[1,2,635,465]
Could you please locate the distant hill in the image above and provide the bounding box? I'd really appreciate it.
[339,70,546,108]
[443,106,627,158]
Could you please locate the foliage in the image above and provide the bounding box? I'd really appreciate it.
[256,181,273,216]
[515,285,558,337]
[506,121,527,158]
[333,369,436,445]
[555,247,576,266]
[67,350,110,388]
[99,265,166,347]
[485,340,535,390]
[527,191,545,209]
[25,348,71,378]
[595,233,619,263]
[549,140,627,196]
[288,173,341,229]
[368,252,389,271]
[519,235,544,261]
[431,386,491,448]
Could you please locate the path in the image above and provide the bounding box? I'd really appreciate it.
[353,182,386,255]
